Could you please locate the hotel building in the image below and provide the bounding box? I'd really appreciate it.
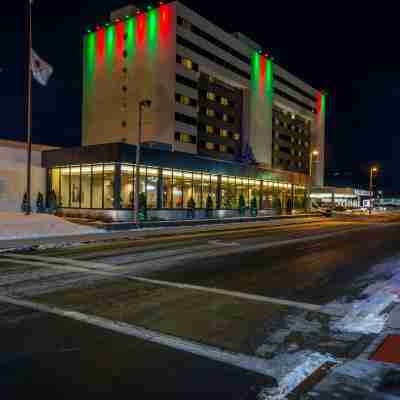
[42,1,326,221]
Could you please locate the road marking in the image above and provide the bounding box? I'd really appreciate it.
[0,256,320,312]
[0,295,278,380]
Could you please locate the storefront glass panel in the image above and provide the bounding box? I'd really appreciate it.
[103,165,115,208]
[121,165,134,209]
[70,166,81,208]
[81,165,92,209]
[60,167,70,208]
[92,165,103,209]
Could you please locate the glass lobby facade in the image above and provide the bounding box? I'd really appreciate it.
[49,163,306,211]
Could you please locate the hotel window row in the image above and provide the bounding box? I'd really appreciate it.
[49,164,306,211]
[198,124,240,141]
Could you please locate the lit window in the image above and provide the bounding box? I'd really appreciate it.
[220,144,227,153]
[305,142,309,148]
[220,129,228,138]
[298,161,302,168]
[223,113,229,122]
[298,139,302,145]
[206,108,215,117]
[182,58,193,70]
[220,97,229,106]
[180,95,190,106]
[206,125,215,134]
[233,133,240,141]
[207,92,216,101]
[291,149,295,156]
[274,118,279,125]
[206,142,215,150]
[298,151,303,157]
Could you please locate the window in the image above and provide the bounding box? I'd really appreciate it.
[176,36,251,80]
[205,142,215,150]
[173,171,184,208]
[60,167,70,208]
[180,95,190,106]
[103,165,115,209]
[70,166,81,208]
[146,168,159,209]
[182,57,193,70]
[219,144,227,153]
[177,16,251,65]
[121,165,134,209]
[176,93,198,108]
[223,113,228,122]
[175,112,197,126]
[220,128,228,138]
[207,92,216,101]
[163,169,173,208]
[233,133,240,141]
[206,108,215,117]
[220,97,229,106]
[92,165,103,208]
[81,165,92,208]
[175,132,196,144]
[221,177,236,209]
[206,125,215,134]
[176,74,197,90]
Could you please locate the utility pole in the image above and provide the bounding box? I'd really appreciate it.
[369,166,378,215]
[25,0,33,215]
[134,100,152,226]
[308,150,319,211]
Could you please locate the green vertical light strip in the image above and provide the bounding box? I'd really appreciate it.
[321,93,326,114]
[266,58,273,103]
[125,18,136,62]
[251,52,260,91]
[85,33,96,98]
[106,25,116,75]
[147,9,158,57]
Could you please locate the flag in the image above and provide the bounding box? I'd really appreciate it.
[31,49,53,86]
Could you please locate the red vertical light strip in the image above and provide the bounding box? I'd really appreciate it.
[159,4,170,43]
[96,28,106,68]
[259,56,266,97]
[137,14,146,49]
[115,22,125,60]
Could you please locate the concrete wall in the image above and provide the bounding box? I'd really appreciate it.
[82,3,177,148]
[0,142,48,212]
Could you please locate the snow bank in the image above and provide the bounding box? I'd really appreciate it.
[0,212,103,241]
[331,258,400,334]
[258,351,336,400]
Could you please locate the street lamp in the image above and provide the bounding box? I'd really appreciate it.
[308,150,319,211]
[369,166,379,214]
[134,99,152,226]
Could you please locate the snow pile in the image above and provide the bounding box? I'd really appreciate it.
[258,351,336,400]
[332,259,400,334]
[0,212,103,241]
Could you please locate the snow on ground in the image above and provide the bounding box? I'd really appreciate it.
[0,212,103,241]
[330,256,400,334]
[258,351,336,400]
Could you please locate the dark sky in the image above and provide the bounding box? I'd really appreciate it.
[3,1,399,193]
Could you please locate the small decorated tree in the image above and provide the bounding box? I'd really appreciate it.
[272,196,282,213]
[139,192,147,221]
[238,193,246,217]
[21,192,30,214]
[251,197,258,217]
[206,194,214,219]
[36,192,45,213]
[187,197,196,219]
[47,190,57,214]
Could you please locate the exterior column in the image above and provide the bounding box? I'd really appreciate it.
[113,164,121,209]
[216,175,222,210]
[157,168,163,209]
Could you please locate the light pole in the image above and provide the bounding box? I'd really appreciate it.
[134,99,152,226]
[369,166,378,214]
[308,150,319,211]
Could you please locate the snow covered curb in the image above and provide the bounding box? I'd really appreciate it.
[258,351,336,400]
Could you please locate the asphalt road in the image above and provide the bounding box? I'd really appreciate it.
[0,303,272,399]
[145,222,400,305]
[2,216,400,397]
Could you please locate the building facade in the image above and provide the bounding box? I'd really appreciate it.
[43,1,326,221]
[0,140,55,212]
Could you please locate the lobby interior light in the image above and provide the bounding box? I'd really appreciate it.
[312,150,319,156]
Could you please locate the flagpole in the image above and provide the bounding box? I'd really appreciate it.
[25,0,32,215]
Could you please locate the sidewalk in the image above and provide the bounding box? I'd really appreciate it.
[0,214,324,252]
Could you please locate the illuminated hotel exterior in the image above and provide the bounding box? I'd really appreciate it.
[42,1,327,221]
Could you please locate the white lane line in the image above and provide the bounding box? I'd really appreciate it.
[0,295,277,379]
[0,256,320,312]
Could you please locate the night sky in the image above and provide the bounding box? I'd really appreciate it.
[3,1,399,193]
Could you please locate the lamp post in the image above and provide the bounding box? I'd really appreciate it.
[134,99,152,226]
[308,150,319,211]
[369,166,378,215]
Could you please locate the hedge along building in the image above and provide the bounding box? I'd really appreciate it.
[42,1,326,221]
